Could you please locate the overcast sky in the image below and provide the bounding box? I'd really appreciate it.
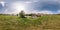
[0,0,60,14]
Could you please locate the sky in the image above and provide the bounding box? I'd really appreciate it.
[0,0,60,14]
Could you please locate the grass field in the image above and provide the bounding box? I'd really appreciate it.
[0,15,60,30]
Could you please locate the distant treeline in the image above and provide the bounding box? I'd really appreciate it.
[0,14,10,16]
[0,13,60,16]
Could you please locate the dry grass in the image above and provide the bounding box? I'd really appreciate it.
[0,15,60,30]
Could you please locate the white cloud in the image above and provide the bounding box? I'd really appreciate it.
[24,1,39,4]
[57,10,60,14]
[25,10,53,14]
[39,10,53,14]
[0,0,60,14]
[7,2,28,14]
[25,1,32,3]
[0,1,5,7]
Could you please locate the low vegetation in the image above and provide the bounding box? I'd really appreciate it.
[0,15,60,30]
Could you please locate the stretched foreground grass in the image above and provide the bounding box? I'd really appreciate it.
[0,15,60,30]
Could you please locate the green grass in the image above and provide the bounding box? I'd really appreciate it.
[0,15,60,30]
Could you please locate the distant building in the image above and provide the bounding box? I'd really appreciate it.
[31,13,44,18]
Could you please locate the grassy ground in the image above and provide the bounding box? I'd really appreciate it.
[0,15,60,30]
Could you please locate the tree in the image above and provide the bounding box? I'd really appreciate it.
[19,10,25,18]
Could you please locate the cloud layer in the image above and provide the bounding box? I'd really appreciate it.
[0,0,60,14]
